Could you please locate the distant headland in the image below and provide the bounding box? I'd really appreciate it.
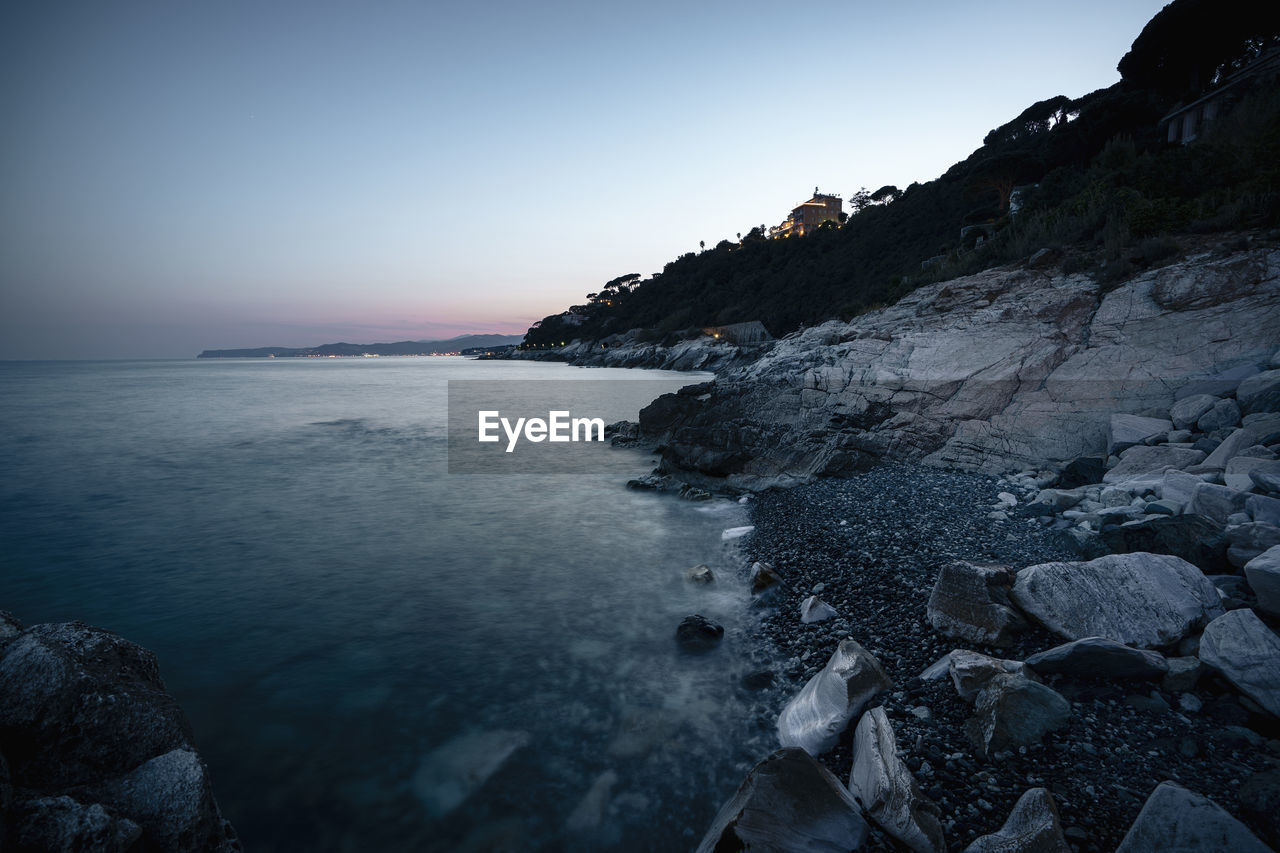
[197,333,524,358]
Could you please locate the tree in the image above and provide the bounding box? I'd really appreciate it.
[699,240,705,251]
[870,185,902,205]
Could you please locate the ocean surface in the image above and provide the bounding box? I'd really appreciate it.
[0,357,774,851]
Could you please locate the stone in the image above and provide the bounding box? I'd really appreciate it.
[1199,609,1280,717]
[1010,553,1224,648]
[965,674,1071,757]
[962,787,1070,853]
[1187,481,1251,524]
[1227,457,1280,491]
[1163,656,1205,693]
[1204,427,1261,468]
[750,561,783,594]
[1035,488,1084,511]
[1246,546,1280,617]
[1170,394,1220,430]
[86,748,228,853]
[1103,445,1205,484]
[676,615,724,652]
[0,609,22,644]
[919,653,953,681]
[1177,363,1262,400]
[1099,514,1229,573]
[695,748,869,853]
[1227,523,1280,568]
[926,561,1027,647]
[777,639,893,756]
[1197,397,1242,432]
[12,795,142,853]
[1238,368,1280,415]
[1167,429,1194,443]
[1160,468,1207,504]
[721,525,755,541]
[1254,467,1280,495]
[1250,492,1280,529]
[1109,414,1172,456]
[1115,781,1272,853]
[1025,637,1168,680]
[686,564,714,583]
[949,650,1038,703]
[800,596,838,624]
[849,707,946,853]
[1058,457,1107,489]
[1239,770,1280,850]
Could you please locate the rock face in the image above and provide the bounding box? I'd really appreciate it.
[1009,553,1224,649]
[0,618,239,851]
[695,748,869,853]
[848,707,946,853]
[1198,609,1280,717]
[926,562,1027,647]
[1115,781,1272,853]
[777,639,893,756]
[1025,637,1168,680]
[965,674,1071,757]
[962,787,1071,853]
[634,248,1280,488]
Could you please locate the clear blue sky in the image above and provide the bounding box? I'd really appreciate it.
[1,0,1169,358]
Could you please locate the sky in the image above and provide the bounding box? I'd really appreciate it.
[0,0,1171,359]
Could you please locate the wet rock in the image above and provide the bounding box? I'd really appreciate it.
[721,525,755,541]
[800,596,838,624]
[1099,514,1228,573]
[676,615,724,652]
[1245,545,1280,617]
[695,748,869,853]
[961,787,1070,853]
[1114,781,1272,853]
[751,561,784,595]
[777,639,893,756]
[1198,609,1280,717]
[848,707,946,853]
[1010,553,1224,648]
[965,674,1071,757]
[686,564,715,584]
[1102,446,1205,484]
[1025,637,1168,680]
[1238,368,1280,416]
[949,650,1037,703]
[12,795,142,853]
[412,729,531,818]
[926,561,1027,647]
[1109,414,1172,456]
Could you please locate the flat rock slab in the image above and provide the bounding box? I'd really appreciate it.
[1103,446,1206,484]
[1115,781,1272,853]
[849,707,946,853]
[962,787,1070,853]
[1109,414,1172,455]
[696,748,869,853]
[1025,637,1168,680]
[1010,553,1224,649]
[777,639,893,756]
[1198,609,1280,717]
[926,561,1026,647]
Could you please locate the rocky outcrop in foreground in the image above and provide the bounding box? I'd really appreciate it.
[0,612,238,852]
[639,244,1280,489]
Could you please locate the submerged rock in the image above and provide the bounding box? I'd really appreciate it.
[676,614,725,652]
[777,639,893,756]
[926,561,1026,647]
[848,707,946,853]
[412,729,531,818]
[962,787,1070,853]
[686,564,715,584]
[1198,609,1280,717]
[1025,637,1168,680]
[965,674,1071,757]
[695,748,869,853]
[1115,781,1272,853]
[1009,552,1223,648]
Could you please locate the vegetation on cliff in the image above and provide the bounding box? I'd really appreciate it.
[523,0,1279,349]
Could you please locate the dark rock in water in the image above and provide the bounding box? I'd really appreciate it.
[675,615,724,652]
[1115,781,1272,853]
[695,747,869,853]
[750,561,784,595]
[1058,457,1107,489]
[1239,769,1280,848]
[686,564,715,584]
[741,669,775,691]
[962,787,1070,853]
[926,561,1027,647]
[625,473,672,492]
[678,483,713,501]
[1026,637,1168,680]
[1099,514,1229,573]
[965,674,1071,757]
[848,707,946,853]
[0,620,239,851]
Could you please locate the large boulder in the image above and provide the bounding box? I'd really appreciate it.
[1170,394,1220,430]
[848,707,946,853]
[1198,609,1280,717]
[962,787,1070,853]
[1197,398,1242,432]
[1109,414,1172,456]
[1250,493,1280,526]
[1227,457,1280,492]
[1115,781,1272,853]
[1188,482,1252,525]
[1204,427,1261,468]
[949,650,1037,703]
[965,674,1071,757]
[777,639,893,756]
[1025,637,1168,680]
[926,561,1026,647]
[1103,446,1205,484]
[1010,553,1224,649]
[1245,545,1280,617]
[1227,523,1280,568]
[695,748,869,853]
[1099,514,1228,573]
[1238,369,1280,416]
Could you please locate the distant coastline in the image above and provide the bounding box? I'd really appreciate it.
[196,333,523,359]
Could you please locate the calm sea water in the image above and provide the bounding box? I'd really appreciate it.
[0,357,773,851]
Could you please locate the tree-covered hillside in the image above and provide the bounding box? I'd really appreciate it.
[523,0,1280,349]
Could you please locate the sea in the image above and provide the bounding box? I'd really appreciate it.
[0,357,776,851]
